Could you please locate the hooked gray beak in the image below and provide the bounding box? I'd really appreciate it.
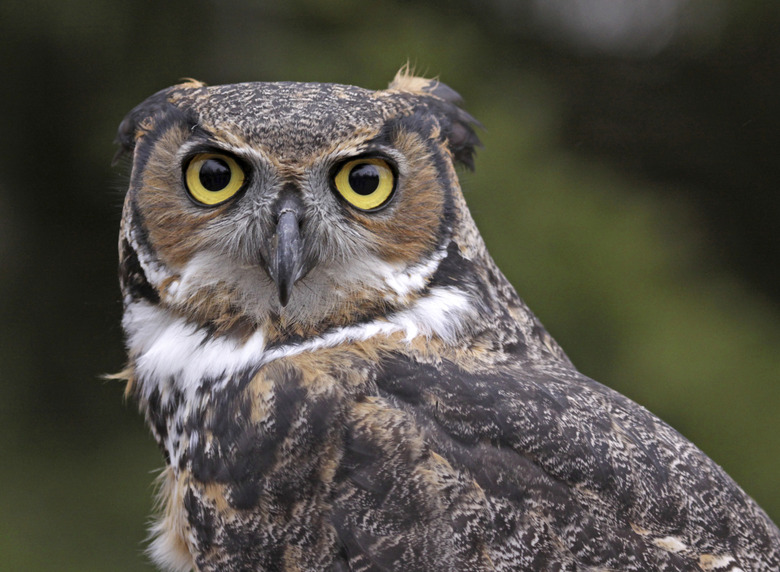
[268,193,306,307]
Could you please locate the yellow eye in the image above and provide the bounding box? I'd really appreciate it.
[333,158,395,211]
[185,153,245,206]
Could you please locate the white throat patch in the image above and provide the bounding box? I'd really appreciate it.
[124,284,476,403]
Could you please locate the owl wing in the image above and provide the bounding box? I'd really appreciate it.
[335,351,780,570]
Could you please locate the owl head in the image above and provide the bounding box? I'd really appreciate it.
[116,69,485,344]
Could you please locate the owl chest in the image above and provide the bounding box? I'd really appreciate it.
[142,364,355,569]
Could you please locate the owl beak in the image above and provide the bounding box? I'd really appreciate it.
[269,195,305,307]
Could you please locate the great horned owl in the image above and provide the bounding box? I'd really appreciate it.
[115,70,780,571]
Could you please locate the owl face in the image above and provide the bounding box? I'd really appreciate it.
[118,74,480,341]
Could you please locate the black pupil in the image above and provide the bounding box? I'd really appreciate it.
[348,163,380,195]
[199,158,232,192]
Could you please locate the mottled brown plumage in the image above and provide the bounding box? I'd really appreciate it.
[116,69,780,571]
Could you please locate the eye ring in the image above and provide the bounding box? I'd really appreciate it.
[332,157,396,211]
[185,153,246,206]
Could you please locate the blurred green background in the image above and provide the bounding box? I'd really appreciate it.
[1,0,779,569]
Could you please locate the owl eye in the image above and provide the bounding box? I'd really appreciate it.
[185,153,246,206]
[333,158,395,211]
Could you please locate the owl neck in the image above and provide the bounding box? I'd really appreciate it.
[124,243,565,410]
[122,195,570,408]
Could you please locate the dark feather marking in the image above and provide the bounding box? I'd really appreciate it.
[427,242,494,318]
[119,238,160,304]
[428,241,478,292]
[425,138,458,248]
[184,486,217,554]
[144,386,170,462]
[128,199,151,251]
[119,199,161,306]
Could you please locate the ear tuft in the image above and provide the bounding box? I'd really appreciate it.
[389,65,483,171]
[113,80,205,165]
[388,63,438,95]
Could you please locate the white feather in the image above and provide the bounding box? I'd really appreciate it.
[375,248,449,301]
[653,535,687,553]
[126,226,171,292]
[125,285,475,399]
[124,301,266,402]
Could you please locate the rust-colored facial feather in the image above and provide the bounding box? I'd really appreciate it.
[119,75,480,337]
[348,128,447,264]
[133,123,230,268]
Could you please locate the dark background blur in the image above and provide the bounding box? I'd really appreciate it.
[1,1,779,569]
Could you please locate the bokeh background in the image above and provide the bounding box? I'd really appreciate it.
[1,0,779,569]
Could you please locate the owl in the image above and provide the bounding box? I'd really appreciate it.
[115,69,780,571]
